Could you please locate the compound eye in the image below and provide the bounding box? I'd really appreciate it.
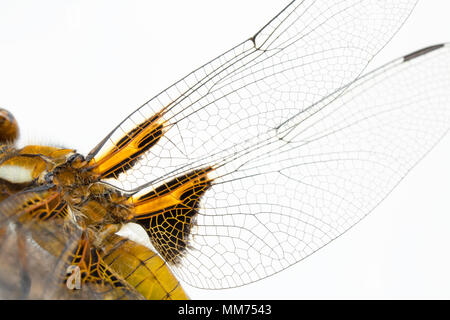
[0,108,19,144]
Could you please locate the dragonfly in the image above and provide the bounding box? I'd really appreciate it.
[1,0,450,299]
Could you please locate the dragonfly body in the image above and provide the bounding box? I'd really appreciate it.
[1,0,450,299]
[0,110,189,299]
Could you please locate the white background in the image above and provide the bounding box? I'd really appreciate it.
[1,0,450,299]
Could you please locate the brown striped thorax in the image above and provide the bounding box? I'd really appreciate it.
[0,108,212,299]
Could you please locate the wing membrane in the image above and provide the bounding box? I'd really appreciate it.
[89,0,418,191]
[85,0,450,290]
[168,44,450,288]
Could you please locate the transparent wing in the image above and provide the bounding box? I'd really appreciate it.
[170,44,450,289]
[89,0,418,191]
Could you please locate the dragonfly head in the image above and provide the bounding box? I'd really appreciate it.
[0,108,19,144]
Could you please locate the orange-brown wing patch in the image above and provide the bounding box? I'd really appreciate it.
[0,187,68,226]
[128,167,213,264]
[68,235,143,299]
[12,188,69,222]
[88,113,165,180]
[102,234,188,300]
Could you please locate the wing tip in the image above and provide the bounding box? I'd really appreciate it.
[403,43,447,62]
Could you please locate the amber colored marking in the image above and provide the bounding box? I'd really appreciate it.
[70,238,123,287]
[0,188,68,225]
[128,167,213,264]
[89,113,165,179]
[68,236,141,299]
[15,190,68,221]
[0,156,47,182]
[80,200,109,226]
[0,135,199,299]
[0,189,72,258]
[19,145,74,160]
[102,234,188,300]
[0,108,19,144]
[0,146,74,186]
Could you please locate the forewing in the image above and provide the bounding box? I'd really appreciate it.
[89,0,418,191]
[170,44,450,289]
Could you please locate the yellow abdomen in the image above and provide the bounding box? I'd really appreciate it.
[102,234,188,300]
